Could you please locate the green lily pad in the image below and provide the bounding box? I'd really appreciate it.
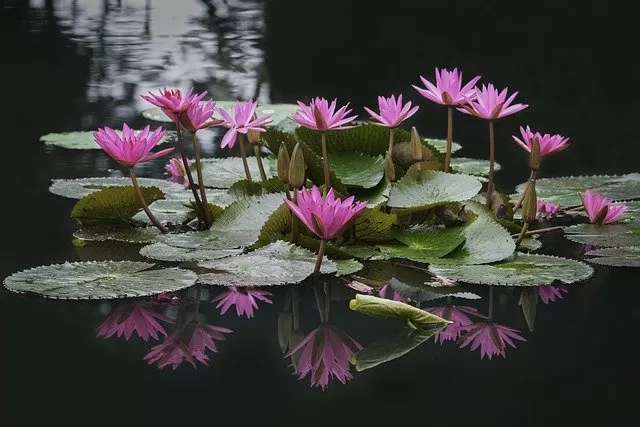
[450,157,501,177]
[199,157,275,189]
[3,261,197,299]
[351,327,442,372]
[349,294,450,329]
[40,130,175,150]
[387,170,482,209]
[139,242,243,263]
[327,152,385,189]
[131,199,193,226]
[429,252,594,286]
[377,224,465,261]
[162,187,235,208]
[351,180,390,207]
[584,246,640,267]
[354,206,397,243]
[563,223,640,247]
[49,177,185,199]
[197,240,337,286]
[73,225,163,243]
[518,237,543,252]
[334,259,364,276]
[386,277,480,302]
[70,186,165,223]
[427,138,462,154]
[512,173,640,206]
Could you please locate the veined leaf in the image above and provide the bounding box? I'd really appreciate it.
[387,170,482,209]
[349,294,450,329]
[70,186,164,223]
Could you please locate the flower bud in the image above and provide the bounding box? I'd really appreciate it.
[521,182,538,222]
[289,329,305,371]
[529,137,541,170]
[247,129,262,145]
[410,126,422,162]
[277,310,293,352]
[288,143,306,189]
[385,150,396,182]
[277,143,290,184]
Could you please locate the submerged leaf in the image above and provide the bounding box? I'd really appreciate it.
[584,246,640,267]
[387,170,482,209]
[49,177,185,199]
[70,186,164,223]
[349,294,450,329]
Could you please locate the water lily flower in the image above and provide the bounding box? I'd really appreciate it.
[96,302,172,342]
[424,305,478,345]
[285,324,362,390]
[141,88,208,122]
[94,124,173,167]
[217,100,272,149]
[364,94,419,128]
[180,99,223,132]
[458,322,526,360]
[513,126,569,157]
[537,199,560,219]
[284,186,367,241]
[165,157,189,187]
[581,190,627,224]
[458,83,528,120]
[412,67,481,106]
[377,283,409,303]
[212,287,274,318]
[538,285,568,304]
[290,97,357,132]
[183,321,233,365]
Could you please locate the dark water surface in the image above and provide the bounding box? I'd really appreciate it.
[1,1,639,425]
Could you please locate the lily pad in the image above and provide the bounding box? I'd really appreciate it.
[387,170,482,209]
[349,294,450,329]
[49,177,185,199]
[386,277,481,302]
[40,130,175,150]
[3,261,197,299]
[197,241,337,286]
[352,180,390,207]
[327,152,385,189]
[429,252,594,286]
[584,246,640,267]
[334,259,364,276]
[450,157,500,177]
[377,224,465,261]
[71,186,165,223]
[131,199,194,226]
[139,242,243,262]
[563,223,640,247]
[354,206,397,243]
[427,138,462,154]
[199,157,275,189]
[73,225,163,243]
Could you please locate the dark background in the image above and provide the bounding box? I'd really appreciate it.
[1,0,638,425]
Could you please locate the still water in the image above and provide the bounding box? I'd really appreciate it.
[1,0,638,425]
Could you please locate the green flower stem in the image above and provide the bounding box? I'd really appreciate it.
[513,169,538,213]
[175,120,207,224]
[444,106,453,172]
[321,131,330,196]
[190,132,212,228]
[514,220,531,247]
[253,144,268,181]
[485,120,496,207]
[314,238,327,275]
[291,189,299,244]
[129,168,168,233]
[238,133,252,182]
[313,285,328,324]
[511,225,564,238]
[388,127,395,155]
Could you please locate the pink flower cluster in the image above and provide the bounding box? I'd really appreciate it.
[581,190,627,224]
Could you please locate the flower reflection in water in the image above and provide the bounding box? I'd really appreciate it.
[424,305,479,345]
[538,285,568,304]
[96,302,173,342]
[377,283,409,303]
[212,286,273,318]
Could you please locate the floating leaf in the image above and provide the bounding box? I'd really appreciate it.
[450,157,501,177]
[386,277,480,302]
[73,225,163,243]
[3,261,197,299]
[139,242,242,263]
[429,252,594,286]
[352,180,389,207]
[257,202,292,246]
[163,188,235,208]
[583,246,640,267]
[563,223,640,247]
[512,173,640,206]
[327,152,385,189]
[132,199,194,226]
[518,237,543,252]
[377,224,465,261]
[228,177,287,198]
[354,206,397,243]
[334,259,364,276]
[49,177,185,199]
[426,138,462,154]
[70,186,164,223]
[74,239,148,262]
[349,294,450,329]
[351,327,440,372]
[197,241,337,286]
[387,170,482,209]
[199,157,275,189]
[40,130,175,150]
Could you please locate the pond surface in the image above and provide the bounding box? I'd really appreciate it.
[1,1,638,425]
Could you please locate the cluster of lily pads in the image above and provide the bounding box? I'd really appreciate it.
[5,67,640,370]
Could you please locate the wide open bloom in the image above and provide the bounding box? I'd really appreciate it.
[141,88,208,122]
[212,287,274,318]
[180,99,223,132]
[513,125,569,157]
[165,157,189,187]
[458,83,528,120]
[217,100,272,149]
[458,322,526,360]
[537,199,560,219]
[94,124,173,167]
[363,94,419,128]
[412,67,481,106]
[581,190,627,224]
[96,302,172,342]
[538,285,568,304]
[424,305,478,345]
[285,324,362,390]
[284,186,367,240]
[290,97,357,132]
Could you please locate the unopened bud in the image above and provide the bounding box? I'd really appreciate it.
[521,182,538,222]
[247,129,262,145]
[385,150,396,182]
[277,310,293,352]
[277,143,290,184]
[410,126,422,162]
[529,137,541,170]
[288,143,306,189]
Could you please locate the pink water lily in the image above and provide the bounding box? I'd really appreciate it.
[413,67,481,106]
[141,88,208,122]
[377,283,409,303]
[364,94,419,128]
[538,285,568,304]
[212,287,274,318]
[217,100,272,149]
[181,99,223,132]
[513,126,569,156]
[96,302,172,342]
[183,321,233,365]
[165,157,189,187]
[285,324,362,390]
[537,200,560,219]
[458,83,528,120]
[290,97,358,132]
[458,322,526,360]
[94,124,172,167]
[284,186,367,240]
[424,305,478,345]
[581,190,627,224]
